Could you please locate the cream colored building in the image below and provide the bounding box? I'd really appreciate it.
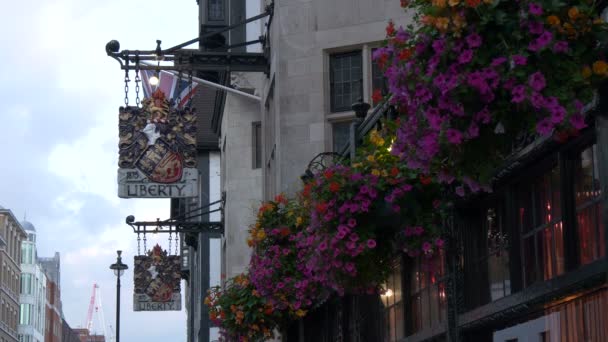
[218,0,412,280]
[0,206,27,342]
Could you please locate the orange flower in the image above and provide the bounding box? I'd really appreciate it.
[547,15,560,26]
[432,0,447,8]
[236,311,245,320]
[434,17,450,31]
[220,310,226,319]
[582,65,592,78]
[448,0,460,6]
[592,60,608,75]
[329,182,341,192]
[422,15,436,26]
[568,7,579,20]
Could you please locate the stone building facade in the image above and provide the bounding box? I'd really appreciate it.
[39,254,61,342]
[0,207,27,342]
[18,221,46,342]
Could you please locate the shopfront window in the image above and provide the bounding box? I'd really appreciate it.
[407,251,446,336]
[518,164,565,287]
[574,144,605,265]
[382,261,404,342]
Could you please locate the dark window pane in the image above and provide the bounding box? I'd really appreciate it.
[208,0,224,21]
[554,223,565,276]
[395,302,404,340]
[332,122,351,152]
[523,235,537,286]
[539,228,554,281]
[330,51,363,112]
[578,206,598,265]
[575,147,595,206]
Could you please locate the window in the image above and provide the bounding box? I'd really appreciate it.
[407,252,446,336]
[252,122,262,169]
[208,0,224,21]
[382,262,404,342]
[574,144,605,265]
[332,121,352,152]
[487,206,511,301]
[330,51,362,112]
[371,48,388,105]
[518,164,565,287]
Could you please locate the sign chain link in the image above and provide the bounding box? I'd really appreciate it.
[175,232,179,255]
[137,231,141,256]
[124,69,130,106]
[168,229,173,256]
[143,231,147,253]
[134,59,141,108]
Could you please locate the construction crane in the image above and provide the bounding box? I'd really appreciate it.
[85,283,110,340]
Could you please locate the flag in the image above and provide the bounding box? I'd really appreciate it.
[140,70,199,108]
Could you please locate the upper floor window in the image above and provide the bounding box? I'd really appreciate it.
[208,0,224,21]
[330,51,362,112]
[574,144,606,264]
[332,121,352,153]
[252,122,262,169]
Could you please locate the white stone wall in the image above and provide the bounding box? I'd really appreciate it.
[220,73,264,279]
[260,0,414,197]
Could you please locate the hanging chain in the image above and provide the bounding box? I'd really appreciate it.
[175,69,183,108]
[168,229,173,256]
[134,57,141,107]
[124,69,130,106]
[143,231,147,253]
[175,232,179,255]
[137,230,141,255]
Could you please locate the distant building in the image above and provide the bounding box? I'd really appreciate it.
[0,206,27,342]
[72,329,104,342]
[60,320,80,342]
[39,254,61,342]
[18,220,47,342]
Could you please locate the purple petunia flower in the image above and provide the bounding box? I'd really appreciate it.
[553,41,569,53]
[446,129,463,145]
[529,2,543,16]
[475,107,491,124]
[435,239,445,248]
[465,33,482,48]
[467,123,480,139]
[550,105,567,124]
[366,239,377,249]
[491,57,507,67]
[536,118,554,135]
[530,92,545,109]
[511,85,527,103]
[529,21,544,35]
[570,113,587,130]
[458,49,474,64]
[347,218,357,228]
[455,186,466,197]
[536,30,553,49]
[512,55,528,66]
[432,39,446,54]
[422,242,433,253]
[528,72,546,91]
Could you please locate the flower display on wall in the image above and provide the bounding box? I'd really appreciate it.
[206,0,608,340]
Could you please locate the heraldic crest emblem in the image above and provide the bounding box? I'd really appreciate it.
[117,89,198,198]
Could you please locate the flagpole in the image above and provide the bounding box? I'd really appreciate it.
[140,61,261,102]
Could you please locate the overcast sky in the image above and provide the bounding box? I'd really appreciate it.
[0,0,260,341]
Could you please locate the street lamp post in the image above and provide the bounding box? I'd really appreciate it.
[109,250,128,342]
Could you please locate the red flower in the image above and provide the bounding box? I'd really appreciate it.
[390,167,399,177]
[420,175,432,185]
[386,21,396,37]
[398,48,413,61]
[329,182,341,193]
[274,194,288,204]
[400,0,409,7]
[323,170,334,180]
[303,183,312,197]
[466,0,481,7]
[315,202,328,213]
[280,227,290,237]
[372,89,383,104]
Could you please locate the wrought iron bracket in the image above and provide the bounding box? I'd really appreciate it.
[105,2,273,73]
[126,197,225,235]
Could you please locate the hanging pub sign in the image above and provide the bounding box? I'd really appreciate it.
[118,88,198,198]
[134,244,182,311]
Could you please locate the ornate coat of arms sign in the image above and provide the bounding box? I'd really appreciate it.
[133,244,181,311]
[118,89,198,198]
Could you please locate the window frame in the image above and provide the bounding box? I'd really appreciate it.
[252,121,262,169]
[329,50,364,113]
